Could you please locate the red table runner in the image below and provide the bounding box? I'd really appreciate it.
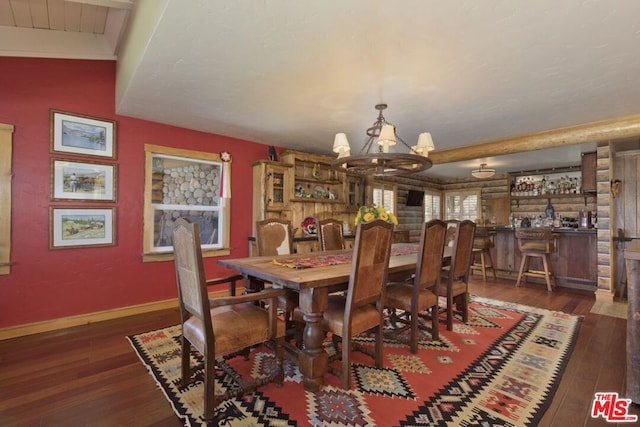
[272,244,419,269]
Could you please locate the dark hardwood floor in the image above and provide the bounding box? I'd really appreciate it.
[0,277,636,426]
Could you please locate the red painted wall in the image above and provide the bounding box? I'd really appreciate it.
[0,57,275,328]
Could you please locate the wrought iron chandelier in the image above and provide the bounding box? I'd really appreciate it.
[330,103,434,176]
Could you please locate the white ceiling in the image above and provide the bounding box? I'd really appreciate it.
[3,0,640,179]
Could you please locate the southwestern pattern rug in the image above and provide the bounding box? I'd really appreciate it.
[127,297,581,426]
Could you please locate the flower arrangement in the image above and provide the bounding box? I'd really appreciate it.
[354,205,398,226]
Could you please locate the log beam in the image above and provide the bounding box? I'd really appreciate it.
[429,114,640,164]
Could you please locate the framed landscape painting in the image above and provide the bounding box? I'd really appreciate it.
[50,207,116,249]
[50,110,117,159]
[51,159,116,201]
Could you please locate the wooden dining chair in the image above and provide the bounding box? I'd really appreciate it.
[255,218,294,256]
[438,220,476,331]
[317,218,345,251]
[321,219,394,389]
[385,219,447,353]
[255,218,300,340]
[172,218,285,419]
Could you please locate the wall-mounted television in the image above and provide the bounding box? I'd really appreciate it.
[406,189,425,206]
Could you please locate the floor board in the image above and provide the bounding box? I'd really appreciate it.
[0,276,637,426]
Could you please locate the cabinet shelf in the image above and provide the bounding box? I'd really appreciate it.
[511,193,584,200]
[295,177,342,185]
[291,197,343,204]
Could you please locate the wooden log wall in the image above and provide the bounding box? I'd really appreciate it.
[380,174,441,243]
[510,195,597,222]
[381,173,510,242]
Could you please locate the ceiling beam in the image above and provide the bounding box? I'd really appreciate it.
[429,114,640,164]
[65,0,133,9]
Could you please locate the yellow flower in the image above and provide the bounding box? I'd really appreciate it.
[389,213,398,225]
[354,205,397,226]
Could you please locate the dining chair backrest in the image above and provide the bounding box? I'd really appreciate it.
[255,218,293,256]
[173,218,210,327]
[448,220,477,282]
[346,219,394,313]
[172,217,285,419]
[317,218,345,251]
[414,219,448,293]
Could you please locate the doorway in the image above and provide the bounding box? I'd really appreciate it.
[613,149,640,297]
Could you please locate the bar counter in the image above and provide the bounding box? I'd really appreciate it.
[481,226,597,291]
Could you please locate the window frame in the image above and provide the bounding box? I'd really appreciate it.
[372,182,397,214]
[442,189,481,222]
[142,144,231,262]
[0,123,13,275]
[423,188,442,221]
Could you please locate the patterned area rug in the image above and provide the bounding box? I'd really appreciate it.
[127,296,581,426]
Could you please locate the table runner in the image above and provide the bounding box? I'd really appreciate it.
[272,243,419,269]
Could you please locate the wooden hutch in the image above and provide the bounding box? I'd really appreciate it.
[251,150,365,254]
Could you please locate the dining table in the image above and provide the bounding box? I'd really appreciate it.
[218,243,451,391]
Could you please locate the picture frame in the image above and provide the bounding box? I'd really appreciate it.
[50,110,117,159]
[50,207,116,249]
[51,159,116,201]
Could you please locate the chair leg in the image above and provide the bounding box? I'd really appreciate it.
[431,305,439,341]
[341,334,352,389]
[516,255,527,287]
[446,294,454,331]
[410,308,419,354]
[457,293,469,323]
[486,248,497,280]
[204,351,216,420]
[374,323,383,368]
[480,251,487,281]
[181,337,191,385]
[274,337,285,386]
[542,254,554,291]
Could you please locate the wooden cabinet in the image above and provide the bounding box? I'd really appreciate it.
[345,174,364,211]
[252,150,364,240]
[491,227,596,291]
[581,151,597,193]
[508,168,597,221]
[509,169,582,199]
[282,150,345,203]
[252,161,293,231]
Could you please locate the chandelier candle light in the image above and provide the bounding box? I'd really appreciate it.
[331,103,435,176]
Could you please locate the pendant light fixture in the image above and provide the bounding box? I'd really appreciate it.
[471,163,496,179]
[331,104,434,176]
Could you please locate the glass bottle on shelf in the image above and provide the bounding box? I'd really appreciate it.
[545,200,555,219]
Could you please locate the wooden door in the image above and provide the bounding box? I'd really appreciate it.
[613,150,640,297]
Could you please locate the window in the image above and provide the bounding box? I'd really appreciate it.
[0,123,13,275]
[424,189,442,221]
[143,144,231,261]
[443,189,480,221]
[373,183,396,213]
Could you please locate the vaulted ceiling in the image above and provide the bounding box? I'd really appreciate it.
[3,0,640,179]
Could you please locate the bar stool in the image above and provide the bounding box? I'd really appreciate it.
[470,228,497,281]
[515,228,557,291]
